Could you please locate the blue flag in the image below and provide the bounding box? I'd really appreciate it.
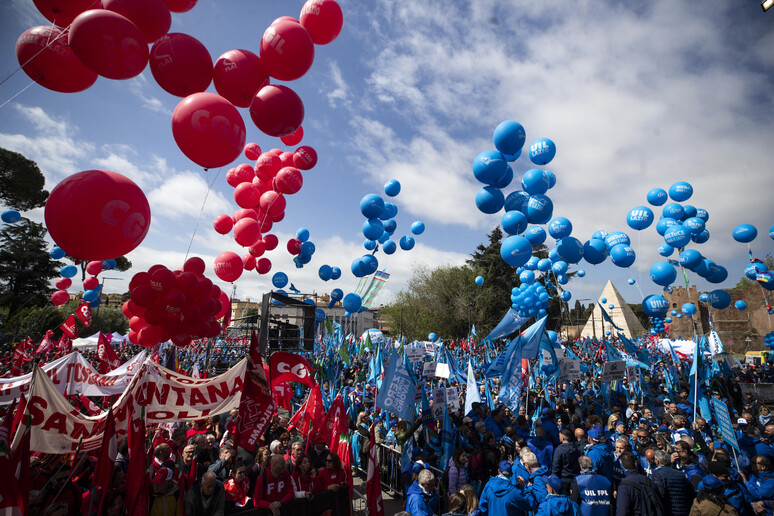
[485,337,520,378]
[464,360,481,415]
[519,316,549,359]
[598,304,624,331]
[440,402,455,469]
[375,349,416,421]
[479,308,528,346]
[498,340,524,413]
[471,324,477,337]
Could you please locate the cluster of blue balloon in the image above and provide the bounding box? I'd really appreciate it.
[52,245,117,308]
[509,274,552,318]
[765,332,774,351]
[317,264,342,282]
[1,210,21,224]
[292,228,317,269]
[649,316,666,335]
[735,224,774,291]
[324,289,363,318]
[642,293,670,334]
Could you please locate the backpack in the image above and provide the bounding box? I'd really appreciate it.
[469,449,485,481]
[620,479,665,516]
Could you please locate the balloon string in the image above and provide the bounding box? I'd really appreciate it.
[0,81,36,110]
[184,168,222,262]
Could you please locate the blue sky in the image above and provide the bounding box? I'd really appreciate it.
[0,0,773,311]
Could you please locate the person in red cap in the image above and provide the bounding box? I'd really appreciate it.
[254,454,293,515]
[149,467,181,516]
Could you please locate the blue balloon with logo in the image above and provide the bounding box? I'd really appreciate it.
[494,165,514,189]
[735,300,747,311]
[472,150,508,185]
[626,206,654,231]
[605,232,630,249]
[679,249,703,270]
[60,265,78,278]
[272,272,288,288]
[707,264,728,284]
[610,244,636,268]
[524,226,547,246]
[520,270,535,284]
[548,217,572,239]
[343,293,362,313]
[300,241,315,256]
[501,235,533,267]
[692,230,710,244]
[647,188,668,206]
[502,211,528,235]
[664,225,691,248]
[552,261,568,275]
[384,179,401,197]
[51,246,65,259]
[577,269,586,277]
[360,194,385,219]
[475,275,484,286]
[681,303,697,317]
[628,278,636,285]
[656,217,680,236]
[475,186,505,214]
[683,217,705,235]
[493,120,526,156]
[650,261,676,286]
[1,210,20,224]
[526,256,539,270]
[522,169,550,195]
[361,255,379,276]
[528,138,556,165]
[537,258,552,272]
[699,293,709,303]
[682,205,697,218]
[658,243,674,257]
[592,230,608,241]
[102,259,116,270]
[668,181,693,202]
[662,203,684,220]
[383,240,397,254]
[319,265,333,281]
[545,170,557,189]
[316,308,326,324]
[745,261,768,280]
[399,236,415,250]
[504,190,530,213]
[560,291,572,302]
[556,237,583,264]
[409,221,425,236]
[732,224,757,243]
[582,239,608,265]
[526,194,553,224]
[331,267,341,280]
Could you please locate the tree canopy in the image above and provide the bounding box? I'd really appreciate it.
[0,147,48,210]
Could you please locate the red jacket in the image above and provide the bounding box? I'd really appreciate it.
[313,468,347,492]
[253,470,293,508]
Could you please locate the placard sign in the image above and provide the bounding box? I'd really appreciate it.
[713,398,739,451]
[601,361,626,382]
[406,347,426,363]
[558,358,581,380]
[626,366,637,381]
[432,387,446,420]
[423,361,438,377]
[446,387,460,412]
[541,349,553,365]
[435,363,450,379]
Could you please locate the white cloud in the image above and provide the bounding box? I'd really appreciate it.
[147,172,232,220]
[325,61,350,108]
[128,74,172,116]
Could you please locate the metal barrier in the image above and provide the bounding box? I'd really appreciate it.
[738,383,774,402]
[351,488,368,516]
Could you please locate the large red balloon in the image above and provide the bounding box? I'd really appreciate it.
[233,164,255,184]
[162,0,197,13]
[275,167,303,195]
[259,190,286,216]
[183,256,206,275]
[256,258,272,275]
[68,10,149,80]
[32,0,93,27]
[263,234,279,251]
[233,209,258,222]
[149,33,213,97]
[44,170,151,261]
[259,21,314,81]
[86,261,102,276]
[83,276,100,290]
[172,92,246,169]
[214,251,243,282]
[248,240,266,257]
[16,26,97,93]
[213,49,269,108]
[280,126,304,146]
[300,0,343,45]
[249,85,304,138]
[104,0,171,44]
[233,218,261,247]
[293,146,318,170]
[234,183,261,209]
[213,214,233,234]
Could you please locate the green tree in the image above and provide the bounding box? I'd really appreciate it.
[736,253,774,289]
[0,219,63,315]
[0,147,48,210]
[1,304,64,344]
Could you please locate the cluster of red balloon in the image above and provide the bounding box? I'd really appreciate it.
[123,257,228,347]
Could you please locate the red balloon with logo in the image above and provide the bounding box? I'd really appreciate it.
[16,26,98,93]
[213,49,269,108]
[300,0,343,45]
[293,146,317,170]
[249,84,304,138]
[259,20,314,81]
[256,257,272,275]
[214,251,243,282]
[104,0,171,43]
[149,33,213,96]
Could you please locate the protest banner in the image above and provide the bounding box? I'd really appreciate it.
[601,361,626,381]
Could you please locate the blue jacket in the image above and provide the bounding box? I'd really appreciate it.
[536,494,581,516]
[540,417,560,447]
[479,476,535,516]
[615,469,649,516]
[585,443,615,481]
[745,470,774,507]
[571,471,613,516]
[511,458,530,486]
[484,415,505,441]
[650,465,694,516]
[523,466,549,516]
[527,436,554,470]
[406,480,438,516]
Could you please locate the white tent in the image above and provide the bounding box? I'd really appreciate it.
[72,335,100,349]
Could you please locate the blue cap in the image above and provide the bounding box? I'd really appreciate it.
[701,475,724,490]
[588,427,603,440]
[498,461,512,474]
[547,474,562,492]
[614,420,625,428]
[412,462,426,474]
[658,425,669,432]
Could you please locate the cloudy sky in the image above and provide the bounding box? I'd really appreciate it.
[0,0,772,318]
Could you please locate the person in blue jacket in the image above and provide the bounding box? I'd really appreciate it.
[406,468,439,516]
[540,407,560,447]
[518,450,548,516]
[570,455,613,516]
[585,427,615,481]
[745,456,774,516]
[527,424,554,470]
[479,461,537,516]
[537,475,581,516]
[483,405,506,441]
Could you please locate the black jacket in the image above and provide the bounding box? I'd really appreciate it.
[651,465,695,516]
[552,442,581,482]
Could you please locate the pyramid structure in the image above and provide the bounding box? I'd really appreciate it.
[580,280,645,339]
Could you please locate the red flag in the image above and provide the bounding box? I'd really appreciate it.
[12,338,32,363]
[35,330,56,354]
[97,332,121,373]
[235,331,276,451]
[272,383,293,410]
[125,408,149,516]
[10,414,31,515]
[60,314,79,339]
[75,301,93,328]
[222,296,232,330]
[92,407,117,515]
[324,395,349,453]
[80,395,101,416]
[366,426,385,516]
[11,394,26,438]
[57,333,72,355]
[269,351,317,388]
[0,409,12,455]
[288,384,325,439]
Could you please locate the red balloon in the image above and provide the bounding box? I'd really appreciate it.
[45,170,150,261]
[293,146,318,170]
[131,285,157,307]
[183,256,206,275]
[86,260,102,276]
[242,254,256,271]
[259,21,314,81]
[55,277,72,290]
[233,218,261,247]
[213,49,269,108]
[16,26,97,93]
[287,238,302,255]
[68,10,149,80]
[172,92,246,169]
[214,251,243,282]
[259,190,286,216]
[300,0,344,45]
[258,215,273,233]
[275,166,303,195]
[254,153,281,181]
[129,271,151,290]
[233,164,255,184]
[263,234,279,251]
[269,210,285,223]
[253,178,272,195]
[280,126,304,146]
[150,267,176,292]
[83,276,100,290]
[122,301,134,318]
[244,142,262,161]
[213,214,233,234]
[233,209,258,222]
[216,290,230,319]
[51,290,69,306]
[176,271,197,293]
[249,84,305,138]
[138,324,165,347]
[267,148,283,156]
[256,257,272,275]
[248,240,266,257]
[278,151,295,168]
[104,0,171,43]
[127,330,140,345]
[129,316,148,332]
[271,16,300,25]
[149,33,213,96]
[32,0,93,26]
[234,183,261,209]
[162,0,197,13]
[225,168,239,187]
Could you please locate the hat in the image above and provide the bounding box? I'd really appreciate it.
[588,428,603,441]
[412,448,427,459]
[546,474,562,492]
[701,475,725,491]
[658,425,669,432]
[462,417,473,424]
[151,467,173,485]
[737,418,748,426]
[498,461,512,475]
[614,420,625,428]
[412,461,426,474]
[663,398,672,403]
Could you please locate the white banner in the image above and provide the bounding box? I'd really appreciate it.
[601,361,626,382]
[405,348,426,363]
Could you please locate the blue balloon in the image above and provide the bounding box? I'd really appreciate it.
[609,244,636,268]
[548,248,560,262]
[732,224,757,243]
[360,194,385,219]
[592,230,609,241]
[318,265,333,281]
[665,317,672,323]
[331,268,342,280]
[707,289,731,310]
[411,221,425,235]
[656,217,680,236]
[300,241,316,256]
[683,217,705,235]
[296,228,310,242]
[679,249,703,270]
[695,259,715,279]
[475,275,484,285]
[272,272,289,288]
[298,253,312,265]
[545,170,557,189]
[605,232,630,249]
[500,235,533,267]
[102,259,116,270]
[524,226,547,246]
[706,264,728,284]
[472,150,508,185]
[381,202,398,220]
[502,211,528,235]
[662,203,684,220]
[528,138,556,165]
[628,278,636,285]
[342,293,362,313]
[557,274,569,285]
[548,217,572,239]
[358,255,378,276]
[383,219,397,234]
[504,190,530,213]
[658,243,674,257]
[378,232,390,244]
[494,165,514,189]
[556,237,584,264]
[745,262,768,280]
[770,224,774,240]
[699,293,709,303]
[315,308,326,323]
[692,230,710,244]
[676,314,683,319]
[681,303,697,317]
[493,120,526,156]
[520,270,535,284]
[526,194,553,224]
[384,179,401,197]
[1,210,21,224]
[647,188,668,206]
[650,262,677,286]
[669,181,693,202]
[60,265,77,278]
[51,246,65,259]
[537,258,552,272]
[735,300,747,311]
[363,218,384,240]
[364,239,377,251]
[428,332,437,342]
[399,236,415,250]
[560,291,572,302]
[682,205,697,218]
[577,269,586,277]
[601,298,607,304]
[502,149,522,162]
[383,240,397,254]
[475,186,505,214]
[664,225,691,248]
[90,297,102,308]
[626,206,654,231]
[521,169,550,195]
[608,304,614,310]
[695,208,709,222]
[83,289,99,302]
[552,261,568,275]
[583,239,608,265]
[330,288,344,301]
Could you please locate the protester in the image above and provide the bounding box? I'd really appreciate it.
[184,471,225,516]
